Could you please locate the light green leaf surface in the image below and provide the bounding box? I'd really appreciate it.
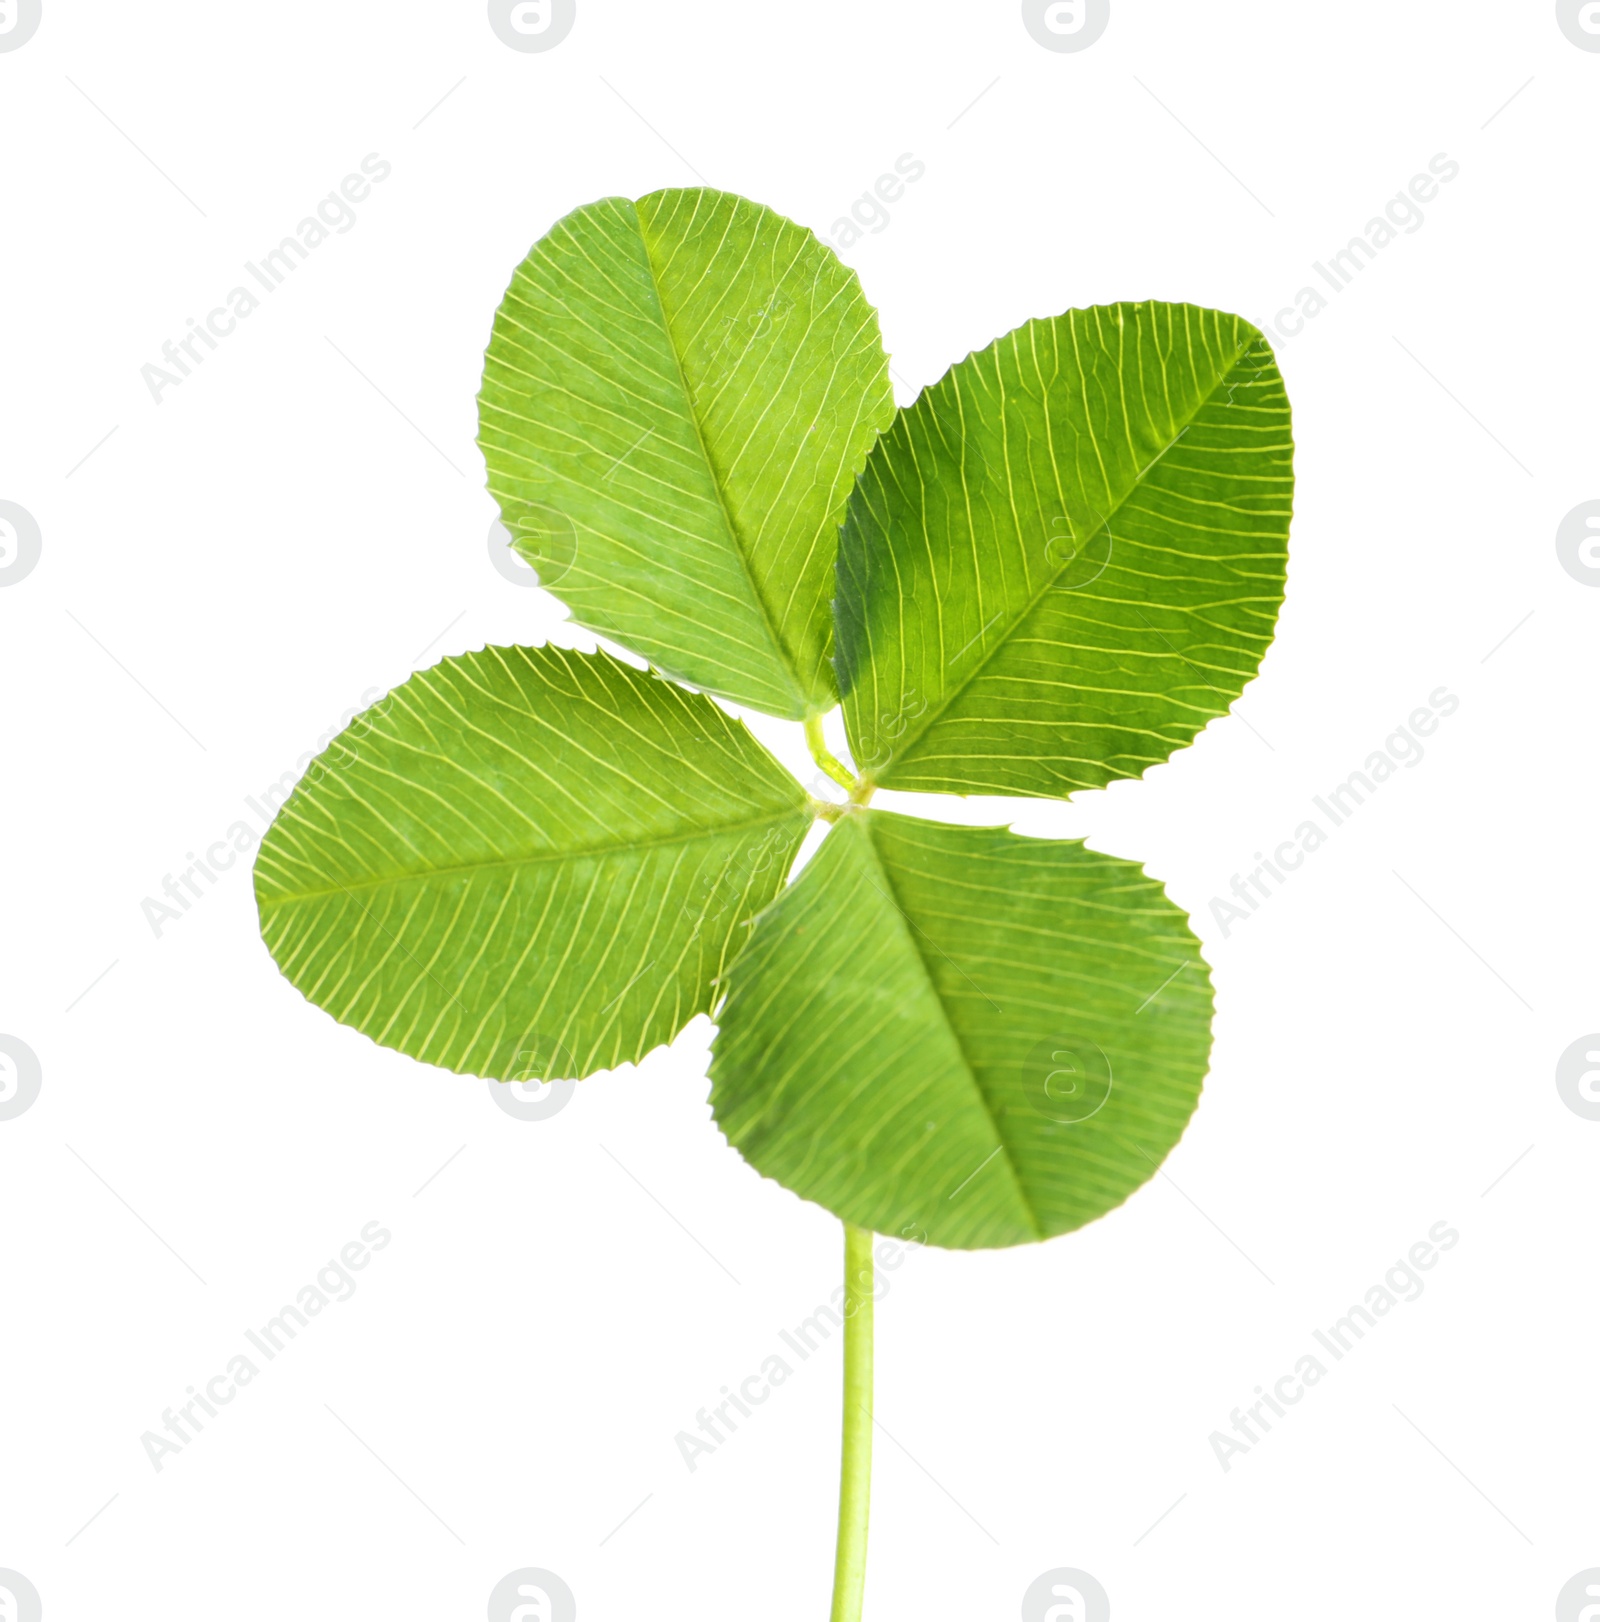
[709,810,1212,1249]
[479,188,895,719]
[836,302,1293,796]
[254,645,812,1081]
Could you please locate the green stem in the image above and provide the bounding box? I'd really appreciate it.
[805,713,858,793]
[830,1223,874,1622]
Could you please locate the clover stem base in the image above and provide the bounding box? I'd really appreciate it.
[829,1223,874,1622]
[805,713,859,793]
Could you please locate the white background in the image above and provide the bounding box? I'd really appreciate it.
[2,3,1597,1618]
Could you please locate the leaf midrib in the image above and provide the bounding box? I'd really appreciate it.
[855,814,1044,1241]
[259,804,811,910]
[630,196,811,716]
[873,327,1258,781]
